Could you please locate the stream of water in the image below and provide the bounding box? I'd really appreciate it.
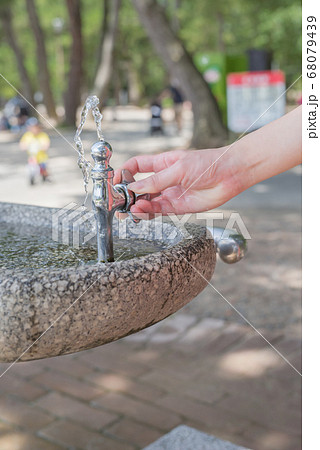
[74,95,105,200]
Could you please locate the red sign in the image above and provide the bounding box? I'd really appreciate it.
[228,71,285,86]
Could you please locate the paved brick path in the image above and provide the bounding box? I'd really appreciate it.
[0,312,301,450]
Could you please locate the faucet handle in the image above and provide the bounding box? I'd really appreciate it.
[121,170,151,201]
[115,169,151,223]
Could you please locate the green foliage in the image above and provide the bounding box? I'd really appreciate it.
[0,0,302,102]
[81,0,106,86]
[0,42,21,98]
[117,0,166,101]
[175,0,301,84]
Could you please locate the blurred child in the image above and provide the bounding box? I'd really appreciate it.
[20,118,50,185]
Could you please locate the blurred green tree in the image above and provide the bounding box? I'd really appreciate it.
[175,0,301,84]
[115,0,166,103]
[93,0,121,104]
[64,0,83,126]
[0,2,34,103]
[132,0,227,148]
[25,0,57,118]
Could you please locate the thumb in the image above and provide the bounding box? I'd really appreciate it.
[128,164,181,194]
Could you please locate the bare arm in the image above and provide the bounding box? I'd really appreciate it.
[236,105,301,191]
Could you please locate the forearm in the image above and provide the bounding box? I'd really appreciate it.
[233,106,302,192]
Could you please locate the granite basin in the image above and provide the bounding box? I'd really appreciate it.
[0,202,216,362]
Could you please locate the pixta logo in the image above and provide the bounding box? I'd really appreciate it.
[51,204,251,247]
[51,203,96,248]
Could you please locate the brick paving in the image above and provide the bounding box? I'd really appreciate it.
[0,313,301,450]
[0,108,301,449]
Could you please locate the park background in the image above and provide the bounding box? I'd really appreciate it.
[0,1,301,449]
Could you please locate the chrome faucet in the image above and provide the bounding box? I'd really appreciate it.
[91,140,150,262]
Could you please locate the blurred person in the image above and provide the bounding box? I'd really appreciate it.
[4,96,31,131]
[20,118,50,185]
[0,112,9,131]
[114,106,302,218]
[160,80,185,133]
[150,97,164,135]
[169,82,184,133]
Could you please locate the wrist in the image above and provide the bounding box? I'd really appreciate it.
[233,133,268,191]
[214,138,264,200]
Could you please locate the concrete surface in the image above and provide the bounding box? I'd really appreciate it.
[143,425,249,449]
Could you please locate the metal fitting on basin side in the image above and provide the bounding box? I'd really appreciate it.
[208,227,247,264]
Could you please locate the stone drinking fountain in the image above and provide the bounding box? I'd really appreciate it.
[0,96,246,363]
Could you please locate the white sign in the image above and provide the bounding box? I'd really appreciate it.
[227,70,286,133]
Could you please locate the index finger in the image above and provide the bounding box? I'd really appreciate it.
[121,149,186,176]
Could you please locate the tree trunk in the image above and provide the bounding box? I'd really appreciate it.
[127,62,141,104]
[92,0,121,105]
[64,0,83,127]
[1,8,34,103]
[132,0,227,148]
[94,0,109,80]
[25,0,57,119]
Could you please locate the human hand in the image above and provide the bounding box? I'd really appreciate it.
[114,146,243,218]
